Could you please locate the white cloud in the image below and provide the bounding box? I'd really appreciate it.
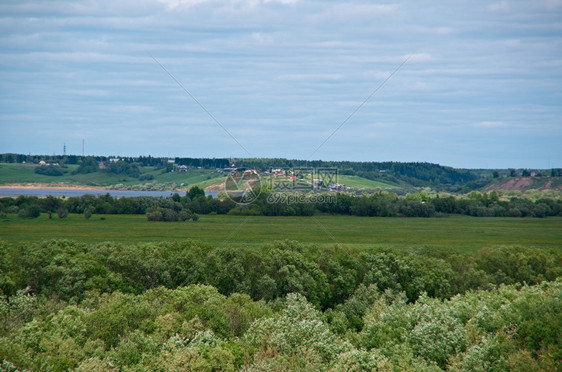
[111,105,154,113]
[1,0,561,167]
[538,0,562,10]
[488,2,510,12]
[159,0,209,9]
[408,81,430,91]
[159,0,297,9]
[309,3,397,23]
[408,53,433,63]
[276,73,342,81]
[251,32,273,45]
[68,89,110,97]
[474,121,505,128]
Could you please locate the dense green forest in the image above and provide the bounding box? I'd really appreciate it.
[1,240,561,371]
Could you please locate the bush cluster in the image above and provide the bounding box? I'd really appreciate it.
[146,206,198,222]
[34,165,65,176]
[105,160,140,178]
[16,204,41,219]
[71,156,99,174]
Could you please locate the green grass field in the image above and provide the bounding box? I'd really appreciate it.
[1,213,561,252]
[336,175,397,189]
[0,163,225,189]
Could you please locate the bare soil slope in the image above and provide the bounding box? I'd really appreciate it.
[483,177,562,192]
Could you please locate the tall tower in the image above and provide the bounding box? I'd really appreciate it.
[63,143,66,156]
[82,139,85,157]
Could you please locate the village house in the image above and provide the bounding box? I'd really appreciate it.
[243,169,259,176]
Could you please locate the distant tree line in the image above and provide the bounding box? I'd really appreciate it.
[31,157,143,178]
[1,189,561,219]
[0,194,200,221]
[0,153,231,169]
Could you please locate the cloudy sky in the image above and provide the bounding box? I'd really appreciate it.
[1,0,561,168]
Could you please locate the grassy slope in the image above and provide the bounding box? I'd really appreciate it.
[1,214,561,252]
[336,175,397,189]
[0,163,225,189]
[138,167,225,189]
[0,163,396,190]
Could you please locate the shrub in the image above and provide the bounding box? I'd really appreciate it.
[72,157,99,174]
[34,165,64,176]
[146,207,164,221]
[6,206,19,214]
[138,174,154,181]
[56,208,68,219]
[17,205,41,218]
[146,207,196,222]
[178,210,191,221]
[84,207,93,220]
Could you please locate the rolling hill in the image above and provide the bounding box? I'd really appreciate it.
[1,153,560,193]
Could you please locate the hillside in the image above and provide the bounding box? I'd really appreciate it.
[0,154,479,192]
[233,158,478,189]
[483,176,562,192]
[0,162,401,192]
[0,162,224,191]
[2,153,561,193]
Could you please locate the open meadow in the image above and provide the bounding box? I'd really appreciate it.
[1,213,561,252]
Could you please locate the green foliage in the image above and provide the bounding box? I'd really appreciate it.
[83,207,93,219]
[17,204,40,219]
[138,173,154,181]
[187,185,206,200]
[105,160,140,178]
[72,157,99,175]
[0,288,38,335]
[1,239,560,314]
[1,280,558,371]
[56,207,68,219]
[34,165,65,176]
[359,281,562,370]
[146,206,196,222]
[475,246,562,285]
[39,196,63,219]
[243,293,351,369]
[2,189,562,221]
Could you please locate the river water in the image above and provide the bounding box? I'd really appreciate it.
[0,188,220,198]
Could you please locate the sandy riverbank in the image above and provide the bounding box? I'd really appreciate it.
[0,183,196,193]
[0,183,108,191]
